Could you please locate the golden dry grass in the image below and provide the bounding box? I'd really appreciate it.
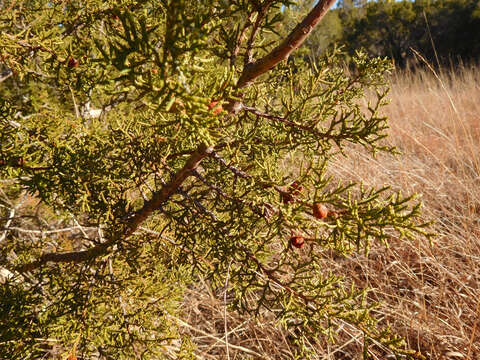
[177,65,480,359]
[326,64,480,359]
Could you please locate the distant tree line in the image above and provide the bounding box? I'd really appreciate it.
[290,0,480,67]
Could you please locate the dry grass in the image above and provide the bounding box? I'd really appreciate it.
[357,64,480,360]
[177,65,480,359]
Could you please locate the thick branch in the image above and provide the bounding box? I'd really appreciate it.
[237,0,337,88]
[17,143,213,272]
[123,143,213,237]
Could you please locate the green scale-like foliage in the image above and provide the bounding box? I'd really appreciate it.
[0,1,432,359]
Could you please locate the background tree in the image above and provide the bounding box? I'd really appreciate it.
[1,1,431,359]
[341,0,418,67]
[335,0,480,68]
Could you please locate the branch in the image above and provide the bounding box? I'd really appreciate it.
[244,0,276,65]
[242,105,338,141]
[4,33,58,59]
[17,143,213,272]
[236,241,313,304]
[0,70,13,83]
[0,207,15,244]
[123,143,213,236]
[0,159,51,172]
[191,169,229,199]
[237,0,337,88]
[230,14,253,66]
[243,105,301,128]
[209,150,251,179]
[191,168,278,222]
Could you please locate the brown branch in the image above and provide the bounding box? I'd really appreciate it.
[244,0,276,65]
[209,150,251,179]
[165,139,245,161]
[0,70,13,83]
[17,143,213,272]
[231,16,253,66]
[236,241,314,304]
[4,33,58,59]
[207,150,312,213]
[237,0,337,88]
[243,105,340,141]
[191,169,229,199]
[124,143,213,236]
[0,158,51,171]
[243,105,301,128]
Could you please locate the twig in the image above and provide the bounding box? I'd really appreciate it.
[108,257,142,360]
[0,207,15,244]
[209,151,250,179]
[244,0,276,65]
[243,104,341,142]
[176,186,218,221]
[230,14,253,66]
[4,226,97,235]
[224,260,232,360]
[0,194,28,244]
[191,169,229,199]
[171,315,262,357]
[4,33,58,59]
[71,215,92,239]
[69,85,80,119]
[236,242,313,304]
[0,70,13,83]
[243,105,316,131]
[0,160,51,171]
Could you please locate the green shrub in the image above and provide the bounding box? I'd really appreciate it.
[0,1,432,358]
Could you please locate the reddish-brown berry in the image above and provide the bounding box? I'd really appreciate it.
[16,157,25,167]
[290,235,304,249]
[281,192,294,204]
[312,203,328,219]
[67,57,79,68]
[208,100,223,115]
[289,181,303,195]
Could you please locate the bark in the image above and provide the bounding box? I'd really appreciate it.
[237,0,337,88]
[18,143,213,272]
